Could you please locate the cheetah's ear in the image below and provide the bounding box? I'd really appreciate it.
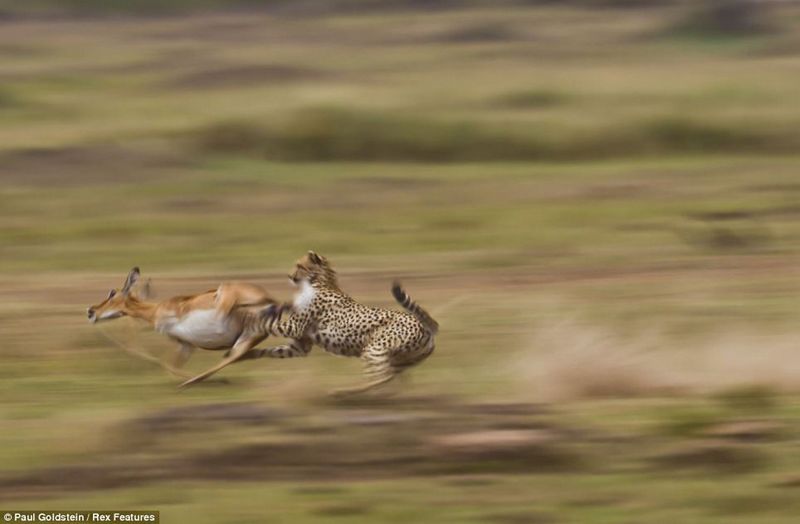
[308,251,324,264]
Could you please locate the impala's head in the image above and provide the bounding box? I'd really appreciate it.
[87,267,143,323]
[290,251,338,288]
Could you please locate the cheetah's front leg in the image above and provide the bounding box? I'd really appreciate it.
[237,337,313,360]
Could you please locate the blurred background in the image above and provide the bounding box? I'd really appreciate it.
[2,0,800,521]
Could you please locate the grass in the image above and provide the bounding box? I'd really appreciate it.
[4,151,800,520]
[15,473,800,524]
[187,108,797,161]
[6,154,800,274]
[493,88,571,109]
[2,2,800,522]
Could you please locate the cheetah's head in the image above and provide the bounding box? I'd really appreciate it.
[290,251,339,288]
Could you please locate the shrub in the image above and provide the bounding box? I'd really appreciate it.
[188,107,798,162]
[671,0,774,37]
[494,89,570,109]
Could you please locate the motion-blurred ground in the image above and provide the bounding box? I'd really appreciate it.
[2,1,800,522]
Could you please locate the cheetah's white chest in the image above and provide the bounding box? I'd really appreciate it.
[293,280,317,311]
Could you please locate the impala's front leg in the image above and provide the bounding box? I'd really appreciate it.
[178,333,266,388]
[160,341,195,379]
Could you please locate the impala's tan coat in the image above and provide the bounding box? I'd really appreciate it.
[88,267,278,386]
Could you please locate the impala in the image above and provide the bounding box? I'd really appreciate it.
[87,267,281,387]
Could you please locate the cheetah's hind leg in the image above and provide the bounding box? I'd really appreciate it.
[329,373,397,398]
[330,346,398,397]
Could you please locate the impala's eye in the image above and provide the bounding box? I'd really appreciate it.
[108,289,117,299]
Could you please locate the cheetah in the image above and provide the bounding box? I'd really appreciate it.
[250,251,438,394]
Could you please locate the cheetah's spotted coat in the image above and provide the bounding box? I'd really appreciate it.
[250,251,438,393]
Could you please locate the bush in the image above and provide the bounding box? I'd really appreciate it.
[0,87,23,109]
[192,120,270,156]
[715,385,777,414]
[187,107,797,162]
[672,0,774,37]
[642,116,765,153]
[191,107,549,162]
[494,89,570,109]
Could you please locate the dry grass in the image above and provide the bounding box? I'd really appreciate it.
[516,318,800,401]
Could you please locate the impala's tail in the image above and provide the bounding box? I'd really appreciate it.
[392,281,439,335]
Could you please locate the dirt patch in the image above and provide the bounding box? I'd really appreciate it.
[484,512,560,524]
[0,399,581,500]
[702,421,785,443]
[428,429,575,474]
[771,475,800,488]
[312,504,372,517]
[0,145,188,187]
[432,22,521,44]
[650,440,767,474]
[0,463,154,500]
[130,402,286,432]
[166,64,331,89]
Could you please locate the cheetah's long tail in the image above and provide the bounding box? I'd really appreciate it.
[391,281,439,335]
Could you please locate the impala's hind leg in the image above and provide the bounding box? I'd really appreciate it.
[178,333,266,388]
[215,283,277,317]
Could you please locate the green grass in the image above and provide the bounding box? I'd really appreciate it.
[4,155,800,274]
[11,452,800,523]
[3,3,800,523]
[187,107,799,161]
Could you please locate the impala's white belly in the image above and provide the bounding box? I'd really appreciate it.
[158,309,238,349]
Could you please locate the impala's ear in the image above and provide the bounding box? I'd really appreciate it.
[136,278,153,300]
[121,267,140,295]
[308,251,323,265]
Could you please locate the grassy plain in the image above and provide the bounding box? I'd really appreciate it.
[2,2,800,522]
